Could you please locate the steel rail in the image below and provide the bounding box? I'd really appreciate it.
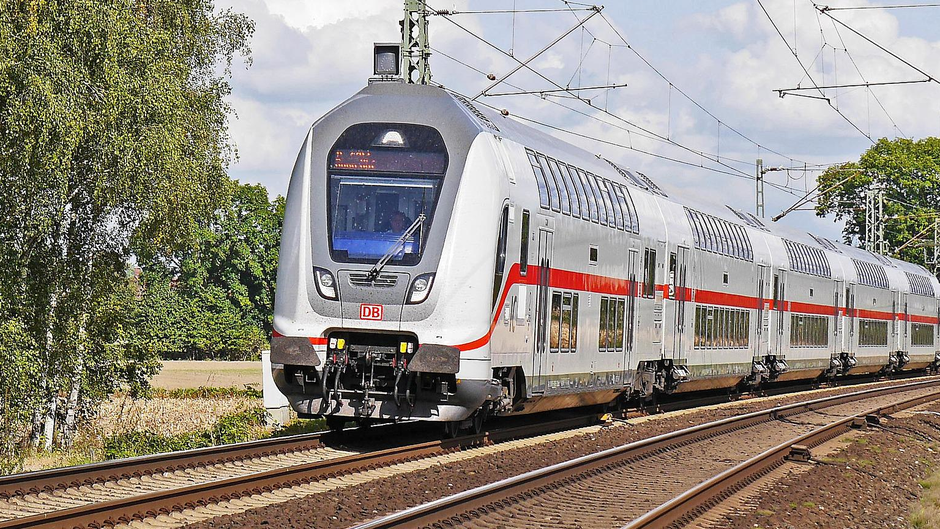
[0,414,602,529]
[0,429,332,499]
[350,378,940,529]
[626,387,940,528]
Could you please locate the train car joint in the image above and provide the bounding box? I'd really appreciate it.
[885,351,910,373]
[635,360,690,397]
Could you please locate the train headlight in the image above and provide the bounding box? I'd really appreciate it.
[314,267,338,300]
[407,273,435,304]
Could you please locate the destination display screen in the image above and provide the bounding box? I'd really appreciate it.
[330,149,447,175]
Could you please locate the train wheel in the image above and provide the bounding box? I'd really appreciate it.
[442,420,460,439]
[469,410,486,435]
[326,416,346,433]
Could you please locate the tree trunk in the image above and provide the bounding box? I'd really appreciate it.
[41,395,57,451]
[61,315,87,449]
[36,289,59,451]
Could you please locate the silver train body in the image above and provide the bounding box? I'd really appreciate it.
[271,82,940,425]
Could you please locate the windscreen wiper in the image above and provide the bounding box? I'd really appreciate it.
[367,214,426,281]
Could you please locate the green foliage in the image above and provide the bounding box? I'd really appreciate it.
[272,418,328,437]
[103,407,268,460]
[0,0,254,453]
[132,182,284,360]
[145,385,263,399]
[815,137,940,268]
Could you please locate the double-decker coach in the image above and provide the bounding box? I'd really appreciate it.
[270,81,940,434]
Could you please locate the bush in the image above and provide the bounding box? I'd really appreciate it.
[103,407,268,459]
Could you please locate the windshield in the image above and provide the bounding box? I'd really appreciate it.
[329,175,441,264]
[327,123,448,265]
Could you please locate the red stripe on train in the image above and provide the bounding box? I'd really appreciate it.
[454,264,939,351]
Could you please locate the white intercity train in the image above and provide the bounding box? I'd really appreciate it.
[270,81,940,434]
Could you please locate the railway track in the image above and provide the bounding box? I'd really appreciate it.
[0,376,933,528]
[0,413,602,529]
[352,378,940,529]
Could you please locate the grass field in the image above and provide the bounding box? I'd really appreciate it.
[151,360,262,389]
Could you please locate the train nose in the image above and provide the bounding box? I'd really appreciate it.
[336,271,411,329]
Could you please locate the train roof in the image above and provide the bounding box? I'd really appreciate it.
[352,83,937,291]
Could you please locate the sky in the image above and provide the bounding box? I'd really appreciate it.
[216,0,940,241]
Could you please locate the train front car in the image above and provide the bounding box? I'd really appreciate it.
[271,83,506,431]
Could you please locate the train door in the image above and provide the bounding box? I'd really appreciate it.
[891,290,900,351]
[757,265,769,356]
[847,284,856,352]
[532,228,553,393]
[901,292,909,352]
[622,249,639,385]
[671,247,689,359]
[834,280,844,353]
[773,270,787,354]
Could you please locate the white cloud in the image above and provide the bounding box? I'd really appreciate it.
[214,0,939,239]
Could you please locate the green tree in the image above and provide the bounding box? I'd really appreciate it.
[815,137,940,269]
[135,182,284,361]
[0,0,253,454]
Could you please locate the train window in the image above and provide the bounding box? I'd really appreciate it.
[912,323,934,346]
[550,292,562,351]
[603,180,624,230]
[589,246,598,264]
[559,163,584,219]
[615,299,625,351]
[859,319,889,346]
[687,210,703,248]
[723,272,729,285]
[643,248,656,299]
[784,239,831,278]
[598,296,625,352]
[906,272,936,297]
[587,173,610,226]
[706,215,718,252]
[536,154,560,212]
[614,184,639,233]
[684,208,753,261]
[607,296,617,349]
[718,220,732,256]
[526,150,550,210]
[560,293,572,351]
[520,210,530,276]
[492,206,510,309]
[790,314,829,347]
[571,294,580,352]
[545,158,571,215]
[695,306,750,349]
[852,259,888,289]
[575,168,599,222]
[597,178,618,229]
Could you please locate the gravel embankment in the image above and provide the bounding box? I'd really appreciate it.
[190,378,940,529]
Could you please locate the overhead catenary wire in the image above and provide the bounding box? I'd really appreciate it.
[757,0,875,142]
[431,46,808,197]
[565,8,818,169]
[428,5,772,179]
[821,3,940,11]
[813,2,940,86]
[822,8,912,136]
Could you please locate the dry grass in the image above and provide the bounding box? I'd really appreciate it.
[96,394,262,438]
[151,360,261,390]
[912,468,940,528]
[19,392,263,473]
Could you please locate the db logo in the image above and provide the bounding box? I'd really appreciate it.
[359,304,384,321]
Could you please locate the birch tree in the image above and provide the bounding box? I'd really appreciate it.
[0,0,253,454]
